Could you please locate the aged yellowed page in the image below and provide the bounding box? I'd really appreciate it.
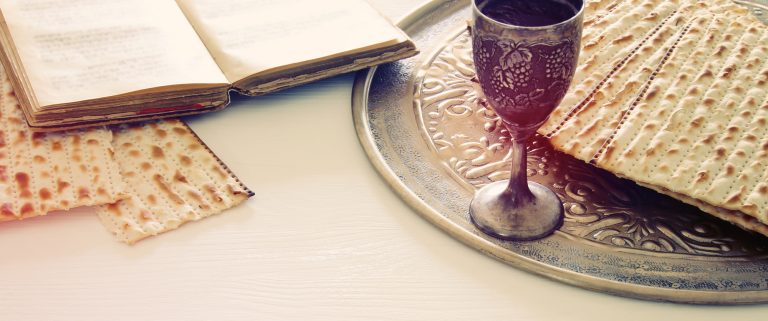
[176,0,408,83]
[0,0,228,107]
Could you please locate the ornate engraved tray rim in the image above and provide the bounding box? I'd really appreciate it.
[353,0,768,304]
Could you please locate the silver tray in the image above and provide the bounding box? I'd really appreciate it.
[353,0,768,304]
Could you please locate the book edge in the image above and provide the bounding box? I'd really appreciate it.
[233,40,418,96]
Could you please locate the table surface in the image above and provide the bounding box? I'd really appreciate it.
[2,1,768,320]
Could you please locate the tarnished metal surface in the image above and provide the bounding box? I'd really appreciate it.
[353,0,768,304]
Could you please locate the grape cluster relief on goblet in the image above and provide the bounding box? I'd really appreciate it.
[473,35,575,115]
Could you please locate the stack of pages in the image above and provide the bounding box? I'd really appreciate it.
[540,0,768,236]
[0,0,416,130]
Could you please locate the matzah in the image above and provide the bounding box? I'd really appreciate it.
[0,67,126,220]
[550,11,705,160]
[96,119,253,244]
[539,0,768,236]
[542,0,742,134]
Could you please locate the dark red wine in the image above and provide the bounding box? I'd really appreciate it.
[480,0,579,27]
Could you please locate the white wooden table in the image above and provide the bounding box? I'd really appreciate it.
[1,1,767,320]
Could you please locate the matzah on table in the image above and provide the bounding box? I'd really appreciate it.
[0,66,253,243]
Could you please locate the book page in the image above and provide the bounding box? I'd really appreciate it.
[0,0,228,107]
[176,0,407,83]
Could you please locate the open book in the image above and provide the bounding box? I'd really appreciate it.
[0,0,416,130]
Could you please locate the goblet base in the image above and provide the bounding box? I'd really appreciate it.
[469,181,563,241]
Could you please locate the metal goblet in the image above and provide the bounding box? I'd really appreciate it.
[469,0,584,241]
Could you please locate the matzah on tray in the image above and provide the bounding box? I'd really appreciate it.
[540,0,768,236]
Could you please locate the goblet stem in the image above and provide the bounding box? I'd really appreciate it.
[469,135,564,241]
[504,138,535,206]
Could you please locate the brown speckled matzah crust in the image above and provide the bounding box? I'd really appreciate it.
[0,68,126,220]
[540,0,768,236]
[96,119,253,244]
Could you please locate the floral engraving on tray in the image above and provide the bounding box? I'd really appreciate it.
[415,32,767,257]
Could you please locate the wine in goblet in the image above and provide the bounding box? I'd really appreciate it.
[469,0,584,240]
